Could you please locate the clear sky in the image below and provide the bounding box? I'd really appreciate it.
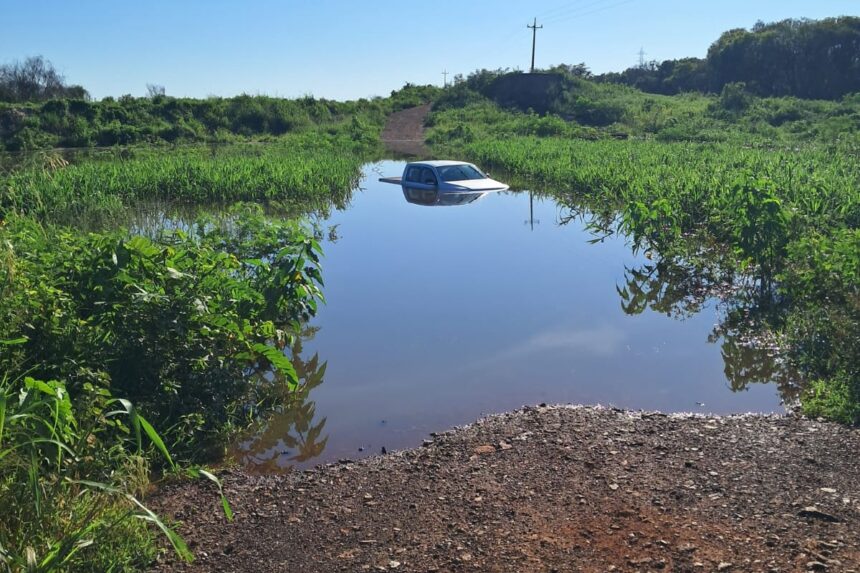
[1,0,857,100]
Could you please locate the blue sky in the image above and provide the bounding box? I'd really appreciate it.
[1,0,857,100]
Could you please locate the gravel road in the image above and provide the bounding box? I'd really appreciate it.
[153,406,859,572]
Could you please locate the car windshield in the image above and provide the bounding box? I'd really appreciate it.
[437,164,486,182]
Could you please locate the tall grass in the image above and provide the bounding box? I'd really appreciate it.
[1,132,369,225]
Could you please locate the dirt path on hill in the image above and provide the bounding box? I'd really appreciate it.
[152,406,859,572]
[381,104,432,157]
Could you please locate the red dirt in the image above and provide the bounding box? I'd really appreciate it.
[381,104,432,157]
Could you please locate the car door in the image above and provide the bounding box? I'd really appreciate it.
[409,166,437,190]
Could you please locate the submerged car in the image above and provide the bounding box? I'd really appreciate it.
[380,160,509,193]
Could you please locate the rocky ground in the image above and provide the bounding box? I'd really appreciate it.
[152,406,859,572]
[380,103,431,156]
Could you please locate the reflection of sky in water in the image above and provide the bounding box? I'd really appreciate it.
[241,160,789,470]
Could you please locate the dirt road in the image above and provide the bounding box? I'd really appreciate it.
[380,104,432,157]
[153,406,859,572]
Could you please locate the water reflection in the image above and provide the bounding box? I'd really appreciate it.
[546,191,802,405]
[617,255,801,401]
[229,328,330,472]
[402,186,497,207]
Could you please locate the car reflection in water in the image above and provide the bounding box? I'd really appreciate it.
[402,186,496,207]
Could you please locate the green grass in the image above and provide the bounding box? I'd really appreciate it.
[433,72,860,145]
[1,131,371,225]
[0,83,441,151]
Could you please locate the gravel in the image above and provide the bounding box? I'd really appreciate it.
[152,405,860,572]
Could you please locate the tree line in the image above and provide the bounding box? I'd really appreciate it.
[595,17,860,100]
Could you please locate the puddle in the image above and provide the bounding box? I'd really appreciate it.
[229,161,797,471]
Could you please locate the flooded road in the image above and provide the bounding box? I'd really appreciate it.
[231,160,792,471]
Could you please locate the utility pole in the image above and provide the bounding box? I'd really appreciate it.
[528,17,543,73]
[637,47,647,68]
[442,70,449,87]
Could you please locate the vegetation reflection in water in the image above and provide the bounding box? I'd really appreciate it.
[229,328,330,472]
[558,195,803,402]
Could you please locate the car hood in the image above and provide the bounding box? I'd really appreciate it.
[443,178,509,192]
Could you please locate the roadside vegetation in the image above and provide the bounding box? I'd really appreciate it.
[0,68,439,151]
[430,69,860,145]
[1,206,328,570]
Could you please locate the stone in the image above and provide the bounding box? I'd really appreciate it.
[798,507,840,522]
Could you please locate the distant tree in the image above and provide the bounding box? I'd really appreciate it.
[549,63,593,78]
[146,83,166,98]
[0,56,90,102]
[596,17,860,100]
[707,17,860,99]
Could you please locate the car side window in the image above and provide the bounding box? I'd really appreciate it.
[405,166,419,183]
[421,167,437,185]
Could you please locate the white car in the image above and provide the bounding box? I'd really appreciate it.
[380,160,509,193]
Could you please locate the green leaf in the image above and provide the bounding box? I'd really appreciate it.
[138,414,175,471]
[107,398,174,469]
[72,480,194,563]
[0,391,6,446]
[251,343,298,387]
[189,468,234,521]
[0,337,28,345]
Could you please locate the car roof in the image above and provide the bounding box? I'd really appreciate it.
[407,160,476,168]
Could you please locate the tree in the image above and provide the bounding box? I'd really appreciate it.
[597,17,860,100]
[146,83,166,98]
[0,56,90,102]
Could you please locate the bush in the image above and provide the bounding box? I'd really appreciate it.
[716,82,755,113]
[0,207,324,460]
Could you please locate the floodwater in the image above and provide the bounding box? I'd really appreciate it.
[231,160,795,471]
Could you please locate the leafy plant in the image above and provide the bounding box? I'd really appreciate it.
[0,373,189,572]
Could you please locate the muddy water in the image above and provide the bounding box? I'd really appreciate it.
[231,161,794,471]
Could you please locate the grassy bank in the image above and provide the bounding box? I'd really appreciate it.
[431,70,860,145]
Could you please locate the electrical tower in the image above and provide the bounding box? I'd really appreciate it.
[637,47,647,68]
[528,18,543,73]
[442,70,449,87]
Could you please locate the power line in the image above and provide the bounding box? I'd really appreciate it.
[540,0,621,24]
[542,0,638,26]
[537,0,593,20]
[528,17,543,73]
